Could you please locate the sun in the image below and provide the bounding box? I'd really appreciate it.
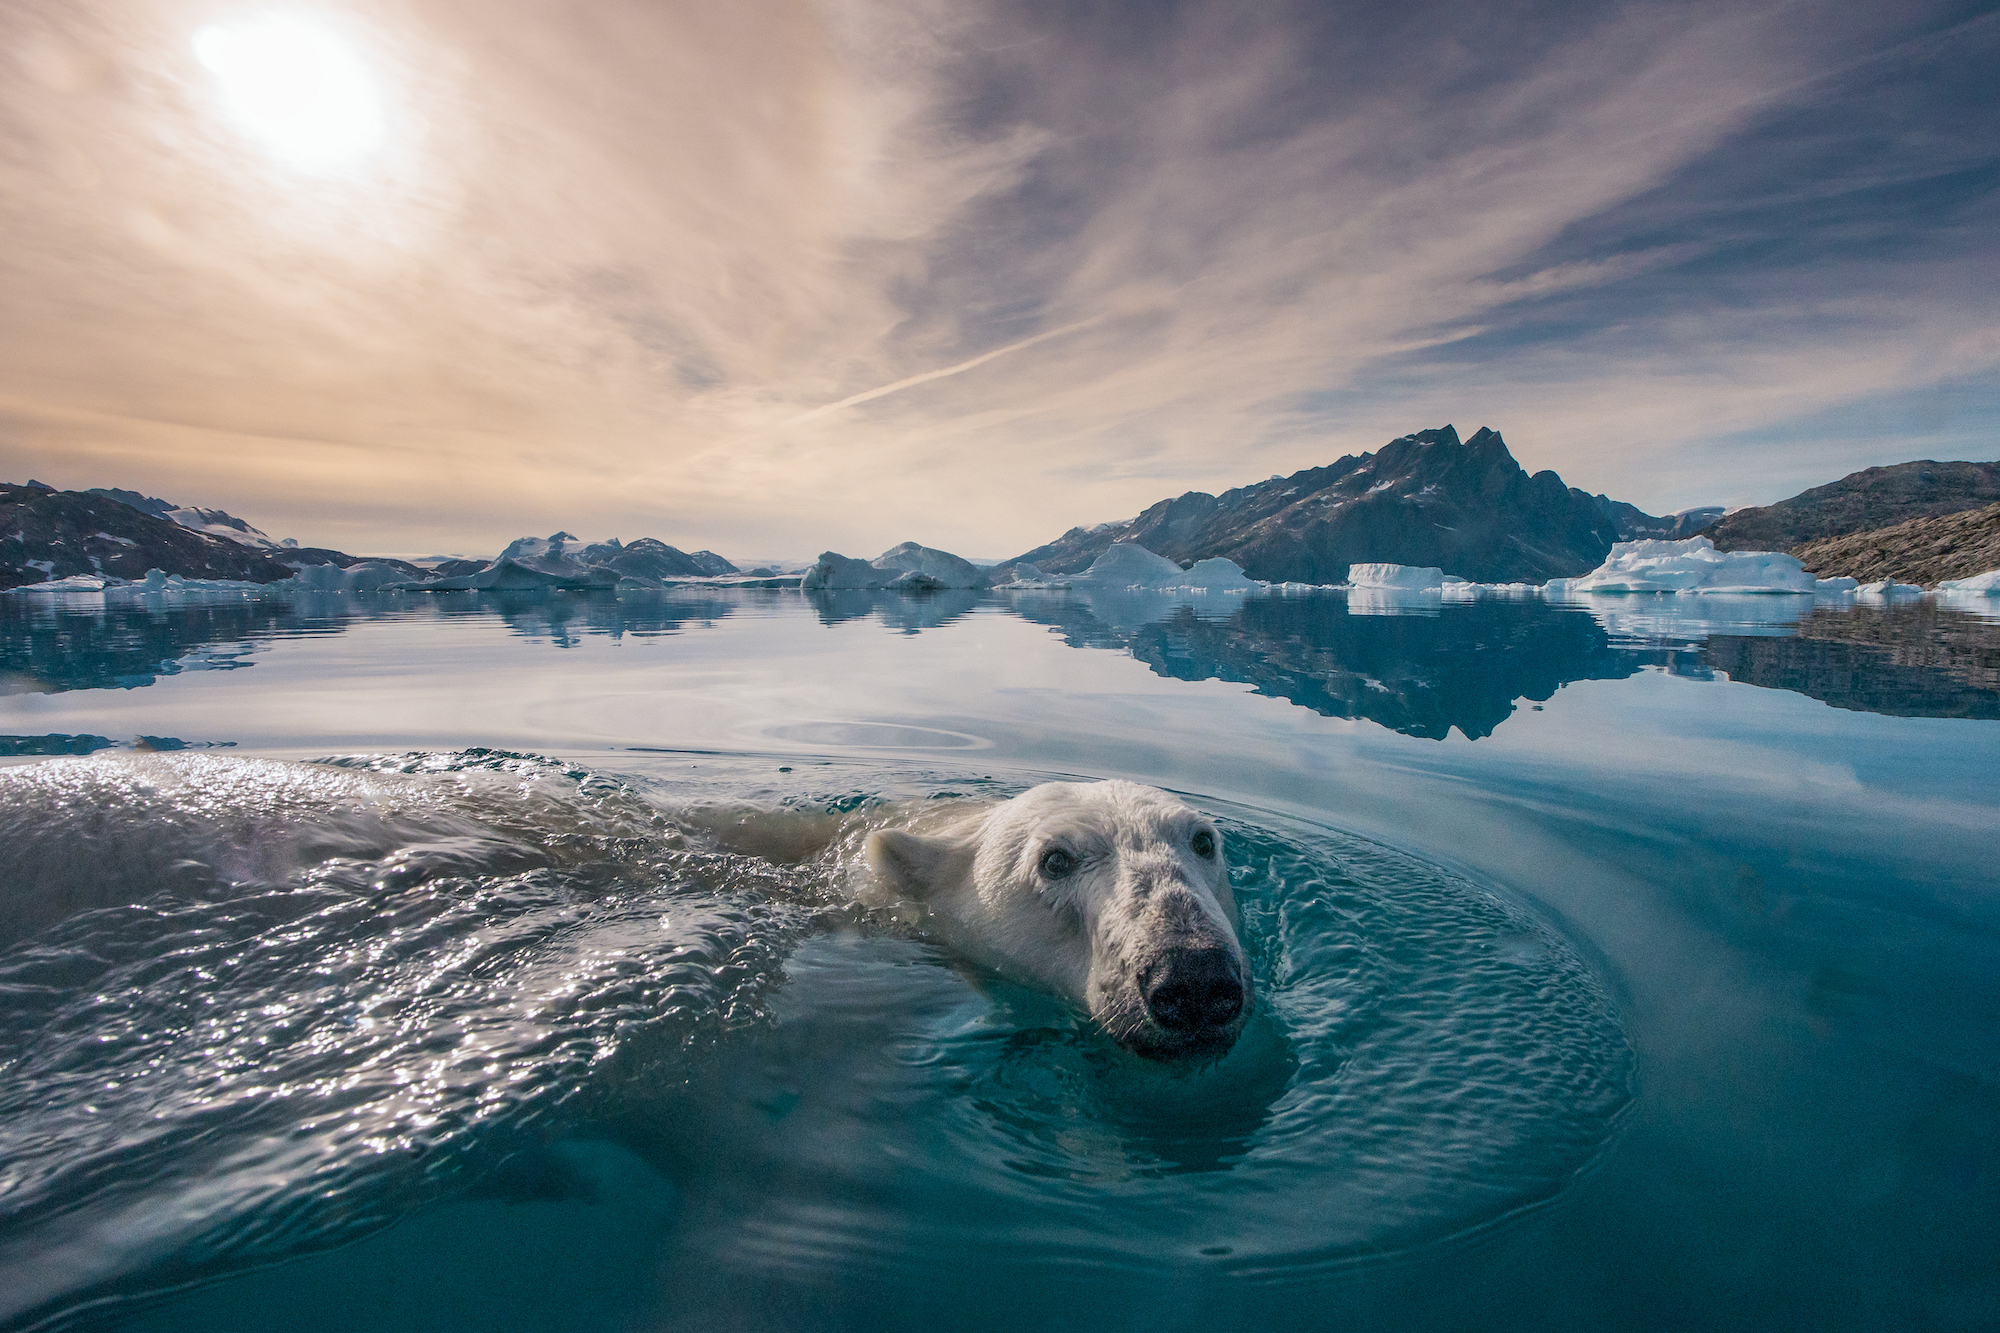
[192,15,384,169]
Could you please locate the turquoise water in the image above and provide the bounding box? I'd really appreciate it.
[1,586,1997,1332]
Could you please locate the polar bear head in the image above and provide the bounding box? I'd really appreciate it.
[866,780,1251,1060]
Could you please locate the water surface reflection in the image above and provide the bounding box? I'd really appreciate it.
[4,587,1996,734]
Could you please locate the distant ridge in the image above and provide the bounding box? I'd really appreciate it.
[997,426,1677,585]
[1703,459,2000,551]
[1791,502,2000,585]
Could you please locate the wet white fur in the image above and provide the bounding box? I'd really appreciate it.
[865,780,1246,1050]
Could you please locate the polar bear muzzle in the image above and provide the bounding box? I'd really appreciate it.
[864,779,1253,1062]
[1138,945,1246,1048]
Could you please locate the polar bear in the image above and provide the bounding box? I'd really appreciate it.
[866,780,1252,1060]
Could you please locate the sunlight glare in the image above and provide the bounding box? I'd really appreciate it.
[192,16,384,169]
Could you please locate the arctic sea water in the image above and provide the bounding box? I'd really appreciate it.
[0,584,1996,1333]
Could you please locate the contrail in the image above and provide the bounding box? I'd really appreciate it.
[784,315,1105,425]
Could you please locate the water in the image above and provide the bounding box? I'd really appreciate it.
[1,586,1997,1332]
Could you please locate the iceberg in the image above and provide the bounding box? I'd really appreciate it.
[802,543,989,592]
[1442,579,1541,599]
[1567,537,1815,595]
[1346,563,1447,614]
[1176,557,1261,592]
[1071,543,1261,592]
[283,560,413,593]
[1815,576,1860,594]
[1348,563,1445,591]
[1857,578,1925,599]
[136,569,269,592]
[870,542,988,589]
[400,533,618,591]
[1072,542,1185,588]
[990,561,1074,590]
[1937,569,2000,594]
[801,551,888,590]
[3,574,118,594]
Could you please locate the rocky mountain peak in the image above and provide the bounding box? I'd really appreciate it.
[999,425,1637,585]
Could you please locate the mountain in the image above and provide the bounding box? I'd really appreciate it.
[412,534,740,591]
[1585,496,1724,541]
[800,542,989,591]
[1702,459,2000,551]
[1789,501,2000,585]
[2,482,300,589]
[579,537,736,580]
[998,426,1641,585]
[85,487,290,549]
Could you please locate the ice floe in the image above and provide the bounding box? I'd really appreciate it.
[1070,543,1259,592]
[870,542,988,589]
[1857,578,1926,600]
[989,561,1073,590]
[1937,569,2000,594]
[1348,563,1444,591]
[3,574,120,593]
[1562,537,1816,595]
[285,560,416,593]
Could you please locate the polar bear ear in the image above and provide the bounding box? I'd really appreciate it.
[866,829,968,901]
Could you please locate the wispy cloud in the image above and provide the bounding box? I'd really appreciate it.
[0,0,1994,557]
[782,314,1106,424]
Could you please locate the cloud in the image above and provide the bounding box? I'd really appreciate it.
[0,0,1994,557]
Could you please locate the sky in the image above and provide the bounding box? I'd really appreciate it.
[2,0,1997,560]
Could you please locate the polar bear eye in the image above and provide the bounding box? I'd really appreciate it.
[1038,847,1078,880]
[1190,830,1216,858]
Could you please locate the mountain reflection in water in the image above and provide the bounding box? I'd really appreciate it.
[4,587,1996,735]
[1705,602,2000,721]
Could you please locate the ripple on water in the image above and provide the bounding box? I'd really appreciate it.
[636,805,1636,1288]
[0,751,823,1330]
[0,753,1633,1327]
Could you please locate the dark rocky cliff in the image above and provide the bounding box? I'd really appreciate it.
[1000,426,1625,584]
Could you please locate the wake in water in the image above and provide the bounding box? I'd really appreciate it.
[0,751,1634,1330]
[0,750,853,1329]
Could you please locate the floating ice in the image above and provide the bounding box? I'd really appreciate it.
[2,575,116,594]
[283,560,411,593]
[1442,577,1539,599]
[1176,557,1261,592]
[800,543,991,592]
[1815,576,1860,594]
[1348,563,1445,591]
[1567,537,1816,595]
[871,542,988,589]
[801,551,888,591]
[1857,578,1925,599]
[1072,542,1186,588]
[1937,569,2000,594]
[989,561,1073,590]
[137,569,269,592]
[1071,543,1260,592]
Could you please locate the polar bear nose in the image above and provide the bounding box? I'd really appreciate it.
[1142,947,1245,1032]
